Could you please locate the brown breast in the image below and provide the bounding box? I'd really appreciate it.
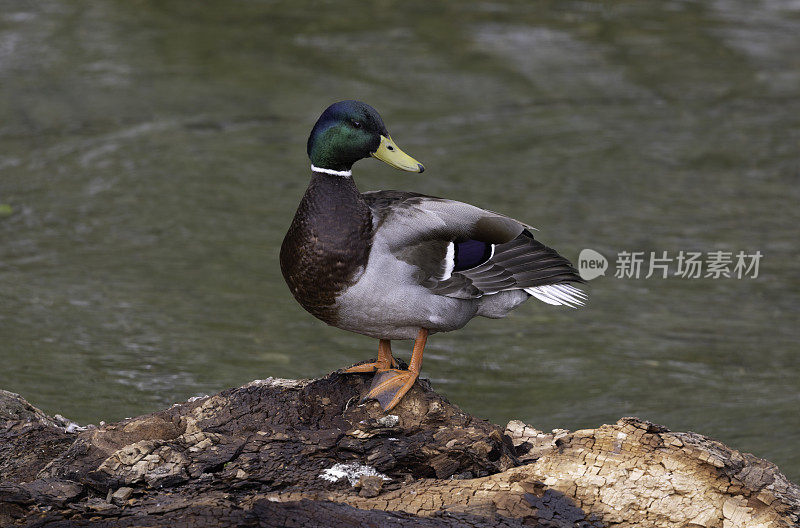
[279,173,373,326]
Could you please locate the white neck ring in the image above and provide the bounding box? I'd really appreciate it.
[311,164,351,177]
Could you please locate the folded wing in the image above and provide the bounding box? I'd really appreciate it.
[363,191,586,307]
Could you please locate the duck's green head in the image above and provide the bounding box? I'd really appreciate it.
[307,100,424,173]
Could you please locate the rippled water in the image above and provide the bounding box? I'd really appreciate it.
[1,0,798,481]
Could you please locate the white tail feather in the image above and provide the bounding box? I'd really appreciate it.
[524,284,586,308]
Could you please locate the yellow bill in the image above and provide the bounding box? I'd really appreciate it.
[371,135,425,173]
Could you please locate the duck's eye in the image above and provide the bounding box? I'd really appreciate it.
[351,120,362,129]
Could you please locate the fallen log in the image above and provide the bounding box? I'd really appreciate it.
[1,370,798,527]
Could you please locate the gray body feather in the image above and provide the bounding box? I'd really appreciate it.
[333,191,583,340]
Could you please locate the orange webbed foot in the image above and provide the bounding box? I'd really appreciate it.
[361,328,428,411]
[361,368,419,411]
[340,339,398,373]
[341,357,399,373]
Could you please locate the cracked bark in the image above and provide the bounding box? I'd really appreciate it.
[1,372,797,528]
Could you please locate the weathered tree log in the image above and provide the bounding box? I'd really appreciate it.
[1,371,798,527]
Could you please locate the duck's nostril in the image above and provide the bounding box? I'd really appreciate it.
[387,145,394,151]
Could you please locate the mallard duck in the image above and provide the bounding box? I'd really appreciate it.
[280,101,585,411]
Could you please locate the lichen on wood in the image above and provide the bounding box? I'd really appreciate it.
[1,372,798,527]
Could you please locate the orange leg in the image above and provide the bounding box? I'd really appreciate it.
[341,339,398,373]
[362,328,428,411]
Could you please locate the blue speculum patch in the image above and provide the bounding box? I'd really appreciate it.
[453,239,493,271]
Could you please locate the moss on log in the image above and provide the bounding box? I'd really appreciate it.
[1,372,798,527]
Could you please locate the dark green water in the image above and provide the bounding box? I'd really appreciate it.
[1,0,798,481]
